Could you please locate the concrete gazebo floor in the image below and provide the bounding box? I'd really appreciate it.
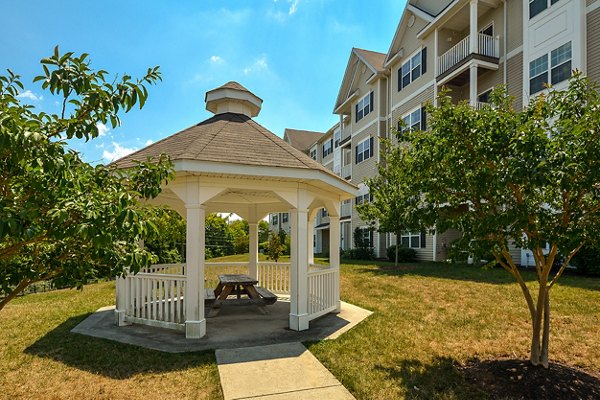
[71,301,372,353]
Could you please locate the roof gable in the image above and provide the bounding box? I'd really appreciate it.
[283,128,324,152]
[384,4,436,65]
[333,48,386,113]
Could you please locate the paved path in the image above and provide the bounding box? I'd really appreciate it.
[216,342,356,400]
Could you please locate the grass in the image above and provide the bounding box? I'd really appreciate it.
[1,258,598,399]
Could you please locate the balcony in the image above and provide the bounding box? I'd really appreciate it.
[341,164,352,180]
[341,200,352,219]
[438,33,499,80]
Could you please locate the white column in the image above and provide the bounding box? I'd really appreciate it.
[329,216,341,312]
[289,208,309,331]
[249,222,259,280]
[307,216,314,265]
[185,204,206,339]
[470,0,478,54]
[470,64,478,106]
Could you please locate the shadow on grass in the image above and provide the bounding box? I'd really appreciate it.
[375,356,486,399]
[25,313,216,379]
[348,260,600,291]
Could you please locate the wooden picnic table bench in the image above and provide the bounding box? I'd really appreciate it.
[207,274,277,317]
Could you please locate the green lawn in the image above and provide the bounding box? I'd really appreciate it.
[1,259,598,399]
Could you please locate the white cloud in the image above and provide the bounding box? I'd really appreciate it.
[102,142,137,162]
[145,139,154,146]
[288,0,299,15]
[244,55,269,75]
[210,55,225,64]
[17,90,43,101]
[96,122,110,137]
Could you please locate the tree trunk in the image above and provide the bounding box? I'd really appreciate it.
[541,288,550,368]
[0,278,32,312]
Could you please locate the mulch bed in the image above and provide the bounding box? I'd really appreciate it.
[459,358,600,400]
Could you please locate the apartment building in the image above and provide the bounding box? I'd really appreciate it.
[275,0,600,263]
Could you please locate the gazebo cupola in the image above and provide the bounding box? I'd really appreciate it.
[205,81,263,117]
[112,81,357,339]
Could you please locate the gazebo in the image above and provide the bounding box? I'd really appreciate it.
[112,82,357,339]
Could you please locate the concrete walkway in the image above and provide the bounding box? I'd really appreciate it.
[216,342,355,400]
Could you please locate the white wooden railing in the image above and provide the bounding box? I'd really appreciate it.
[341,200,352,218]
[258,262,290,295]
[307,264,338,320]
[123,271,187,330]
[438,34,499,76]
[141,263,185,275]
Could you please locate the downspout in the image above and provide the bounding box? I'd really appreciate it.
[503,0,507,85]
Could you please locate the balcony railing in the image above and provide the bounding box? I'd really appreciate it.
[438,33,499,76]
[341,200,352,218]
[341,164,351,180]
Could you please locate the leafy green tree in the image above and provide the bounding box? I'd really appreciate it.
[0,48,172,311]
[360,72,600,367]
[229,219,249,254]
[258,220,270,243]
[205,213,234,258]
[144,207,186,263]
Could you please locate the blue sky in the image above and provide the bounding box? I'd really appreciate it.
[1,0,405,164]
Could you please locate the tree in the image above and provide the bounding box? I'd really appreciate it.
[0,48,173,311]
[144,207,186,263]
[205,213,234,258]
[258,220,270,243]
[266,231,285,262]
[359,72,600,368]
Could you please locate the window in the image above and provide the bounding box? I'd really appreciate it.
[272,214,278,225]
[321,208,328,218]
[398,107,426,134]
[355,192,371,205]
[355,92,374,122]
[398,47,427,91]
[355,137,374,164]
[400,231,425,249]
[529,0,560,19]
[334,129,341,148]
[310,148,317,160]
[478,89,492,103]
[282,213,288,223]
[529,42,571,94]
[322,139,333,158]
[356,227,373,248]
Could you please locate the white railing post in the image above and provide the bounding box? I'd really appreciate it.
[115,275,130,326]
[470,64,478,106]
[185,204,206,339]
[329,216,341,312]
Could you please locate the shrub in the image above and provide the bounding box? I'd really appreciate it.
[386,245,417,262]
[341,247,375,261]
[571,245,600,276]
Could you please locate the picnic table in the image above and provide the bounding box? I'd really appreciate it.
[207,274,277,317]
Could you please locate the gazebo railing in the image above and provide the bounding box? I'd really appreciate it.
[258,262,291,295]
[122,270,186,331]
[307,264,338,320]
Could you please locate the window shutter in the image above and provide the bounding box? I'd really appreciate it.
[370,137,374,157]
[370,91,374,112]
[355,145,359,164]
[421,47,427,74]
[420,231,426,248]
[421,107,427,131]
[397,68,403,91]
[355,104,359,123]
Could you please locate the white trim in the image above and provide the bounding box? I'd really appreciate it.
[390,80,435,114]
[436,58,499,86]
[355,136,373,165]
[479,21,494,36]
[407,4,434,23]
[350,119,378,139]
[398,46,425,91]
[507,46,523,60]
[588,0,600,13]
[334,91,357,114]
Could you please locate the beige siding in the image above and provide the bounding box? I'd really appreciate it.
[587,9,600,83]
[507,241,521,266]
[506,52,523,110]
[587,0,598,7]
[507,0,523,53]
[390,84,434,145]
[415,234,435,262]
[351,62,379,133]
[389,17,435,109]
[436,229,462,261]
[350,121,378,185]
